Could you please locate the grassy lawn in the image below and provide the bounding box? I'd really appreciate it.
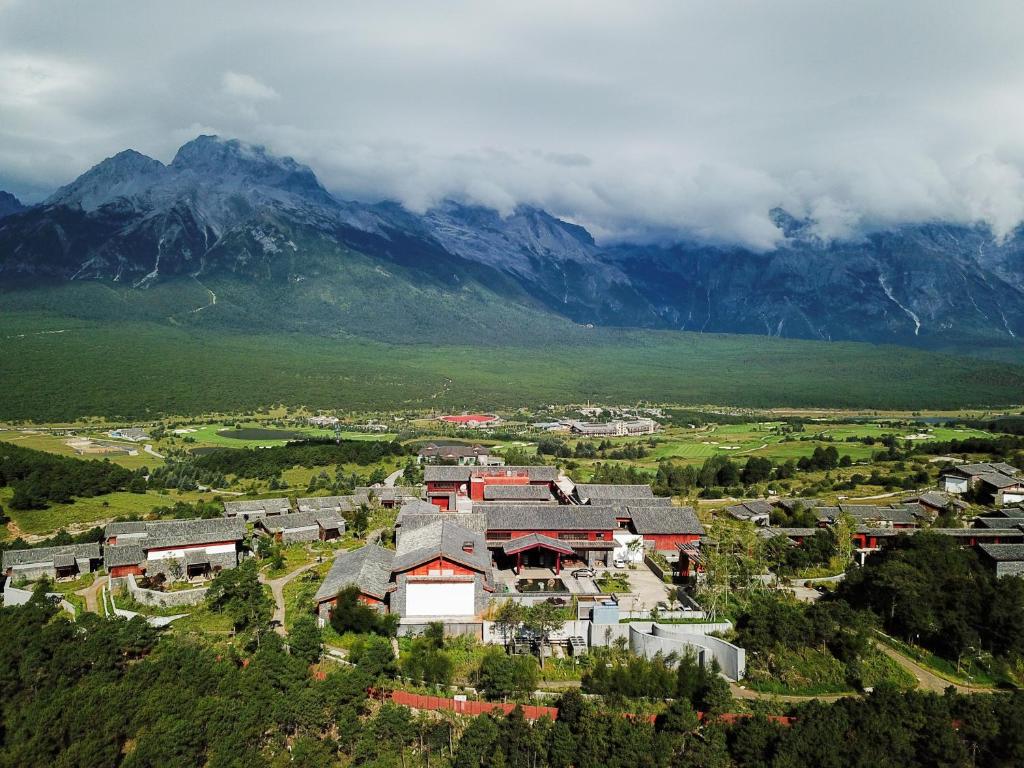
[185,423,336,449]
[282,561,332,633]
[745,646,914,696]
[874,632,1002,687]
[0,429,160,470]
[261,544,318,579]
[597,574,631,593]
[0,488,215,537]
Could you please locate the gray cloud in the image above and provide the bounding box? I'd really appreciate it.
[1,0,1023,249]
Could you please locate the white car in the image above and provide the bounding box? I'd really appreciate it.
[613,558,627,569]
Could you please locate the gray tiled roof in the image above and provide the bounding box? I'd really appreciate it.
[396,499,443,519]
[774,498,821,512]
[629,505,705,536]
[483,484,553,501]
[906,491,968,510]
[393,519,491,574]
[297,495,359,513]
[354,486,423,503]
[118,518,246,550]
[502,533,575,555]
[931,527,1024,539]
[725,500,772,519]
[978,473,1023,489]
[484,504,617,531]
[259,510,343,533]
[971,517,1021,529]
[978,543,1024,562]
[223,498,291,516]
[398,513,488,534]
[424,465,558,483]
[2,543,101,570]
[757,527,821,540]
[104,521,149,536]
[104,544,145,567]
[315,545,395,602]
[945,462,1022,479]
[575,484,655,501]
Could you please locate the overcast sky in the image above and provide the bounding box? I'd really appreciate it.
[2,0,1023,248]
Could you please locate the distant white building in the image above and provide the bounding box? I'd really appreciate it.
[108,427,150,442]
[568,418,658,437]
[308,415,340,428]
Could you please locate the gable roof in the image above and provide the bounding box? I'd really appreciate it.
[258,510,343,533]
[978,473,1024,490]
[104,543,145,568]
[978,543,1024,562]
[725,500,773,519]
[297,495,359,513]
[575,484,655,501]
[223,498,291,516]
[393,518,491,574]
[315,545,395,602]
[483,484,553,501]
[628,505,704,536]
[398,512,487,535]
[111,518,246,550]
[424,465,558,483]
[2,543,101,570]
[484,504,617,532]
[353,486,423,503]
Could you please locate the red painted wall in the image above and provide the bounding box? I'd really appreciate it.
[490,529,614,542]
[110,564,144,577]
[398,556,479,577]
[644,533,701,550]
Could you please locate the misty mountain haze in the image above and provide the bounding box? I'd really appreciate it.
[1,135,1023,355]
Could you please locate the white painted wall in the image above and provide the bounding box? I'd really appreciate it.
[942,477,968,494]
[406,582,474,617]
[148,542,236,560]
[613,532,645,563]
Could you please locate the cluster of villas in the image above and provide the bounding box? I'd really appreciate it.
[311,465,705,626]
[725,461,1024,577]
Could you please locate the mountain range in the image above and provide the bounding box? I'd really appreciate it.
[2,135,1023,356]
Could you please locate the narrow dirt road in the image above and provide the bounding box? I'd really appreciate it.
[261,561,321,636]
[75,575,107,613]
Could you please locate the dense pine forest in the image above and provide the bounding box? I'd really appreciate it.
[1,590,1023,767]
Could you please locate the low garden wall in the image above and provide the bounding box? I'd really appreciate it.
[627,622,746,681]
[117,574,207,608]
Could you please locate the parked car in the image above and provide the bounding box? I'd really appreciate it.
[571,567,596,578]
[613,558,627,569]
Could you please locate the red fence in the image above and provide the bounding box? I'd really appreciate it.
[389,690,559,721]
[385,689,794,727]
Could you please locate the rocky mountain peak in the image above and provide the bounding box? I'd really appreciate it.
[0,191,25,220]
[46,149,166,211]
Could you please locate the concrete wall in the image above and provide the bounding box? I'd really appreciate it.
[114,574,208,608]
[650,624,746,681]
[995,560,1024,579]
[143,550,239,580]
[281,527,320,544]
[3,582,76,616]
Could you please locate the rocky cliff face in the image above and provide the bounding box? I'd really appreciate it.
[2,135,1023,351]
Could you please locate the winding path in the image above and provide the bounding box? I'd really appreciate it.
[261,561,321,636]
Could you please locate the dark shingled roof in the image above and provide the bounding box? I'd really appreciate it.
[502,534,575,556]
[978,543,1024,562]
[115,518,246,550]
[757,527,821,540]
[315,546,395,603]
[396,499,444,520]
[104,521,149,536]
[575,484,655,501]
[483,484,553,501]
[629,505,704,536]
[2,543,101,570]
[424,465,558,483]
[393,519,491,575]
[258,510,343,533]
[354,486,423,503]
[223,498,291,516]
[725,500,772,520]
[398,513,487,535]
[296,495,359,513]
[104,544,145,568]
[484,504,617,531]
